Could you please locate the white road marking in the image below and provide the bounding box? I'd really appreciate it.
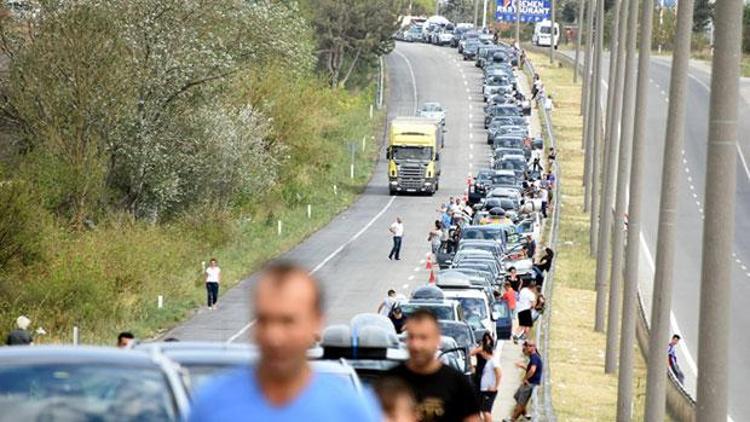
[468,95,473,101]
[687,176,692,182]
[402,283,409,289]
[639,234,699,376]
[470,144,474,150]
[393,50,418,114]
[689,184,695,190]
[227,195,398,343]
[413,266,421,272]
[408,275,415,281]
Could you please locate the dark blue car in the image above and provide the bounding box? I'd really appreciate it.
[492,300,513,340]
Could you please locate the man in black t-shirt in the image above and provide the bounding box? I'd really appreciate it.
[386,309,481,422]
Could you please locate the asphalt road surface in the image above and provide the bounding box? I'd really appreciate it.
[560,49,750,421]
[167,42,495,346]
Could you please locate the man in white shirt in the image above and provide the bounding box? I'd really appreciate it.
[205,258,221,310]
[388,217,404,261]
[378,289,398,316]
[540,187,549,218]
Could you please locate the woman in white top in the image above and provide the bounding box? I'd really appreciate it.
[513,280,537,343]
[473,335,502,420]
[205,258,221,310]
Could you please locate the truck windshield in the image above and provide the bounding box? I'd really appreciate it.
[392,146,432,161]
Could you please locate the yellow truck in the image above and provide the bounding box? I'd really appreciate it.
[387,117,443,195]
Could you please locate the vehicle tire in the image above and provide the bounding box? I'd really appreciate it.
[389,188,397,196]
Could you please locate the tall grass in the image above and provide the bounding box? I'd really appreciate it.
[0,80,384,345]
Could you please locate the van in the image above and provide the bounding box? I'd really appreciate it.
[532,20,560,48]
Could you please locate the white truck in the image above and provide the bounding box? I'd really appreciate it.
[532,20,560,48]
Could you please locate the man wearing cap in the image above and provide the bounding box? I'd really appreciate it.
[504,341,543,422]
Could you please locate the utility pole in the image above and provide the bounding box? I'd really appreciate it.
[474,0,480,27]
[617,0,653,416]
[581,0,594,118]
[588,0,604,256]
[605,0,637,350]
[596,0,627,337]
[515,0,521,46]
[583,0,601,212]
[573,0,585,83]
[435,0,440,16]
[549,0,556,63]
[644,0,695,416]
[696,0,743,419]
[482,0,488,28]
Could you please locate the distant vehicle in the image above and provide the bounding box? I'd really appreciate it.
[404,25,423,42]
[458,31,479,53]
[417,102,447,127]
[387,117,443,195]
[532,20,560,48]
[462,39,481,60]
[436,28,455,46]
[0,346,190,421]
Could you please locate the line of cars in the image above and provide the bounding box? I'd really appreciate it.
[380,32,547,386]
[0,33,550,422]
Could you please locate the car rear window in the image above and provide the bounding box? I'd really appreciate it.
[0,363,178,421]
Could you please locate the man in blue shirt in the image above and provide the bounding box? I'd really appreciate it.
[505,341,543,422]
[189,262,381,421]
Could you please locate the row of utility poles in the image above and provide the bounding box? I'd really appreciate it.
[574,0,743,418]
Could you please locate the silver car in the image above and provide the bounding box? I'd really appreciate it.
[417,102,446,127]
[0,345,190,421]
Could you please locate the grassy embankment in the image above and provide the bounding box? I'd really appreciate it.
[2,85,384,345]
[527,52,648,420]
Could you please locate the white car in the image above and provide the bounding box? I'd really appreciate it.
[442,289,496,340]
[437,30,454,46]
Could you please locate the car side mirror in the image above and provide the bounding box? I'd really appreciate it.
[435,153,440,161]
[386,149,392,160]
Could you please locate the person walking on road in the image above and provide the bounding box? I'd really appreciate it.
[668,334,685,384]
[378,289,398,316]
[386,309,481,422]
[6,315,33,346]
[189,262,381,421]
[389,217,404,261]
[205,258,221,310]
[428,220,443,255]
[504,341,543,422]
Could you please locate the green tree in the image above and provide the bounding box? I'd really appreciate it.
[692,0,712,32]
[0,0,315,222]
[310,0,402,88]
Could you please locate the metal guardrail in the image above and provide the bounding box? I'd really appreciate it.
[530,44,698,421]
[522,56,559,422]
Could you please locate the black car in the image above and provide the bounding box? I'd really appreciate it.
[492,300,513,339]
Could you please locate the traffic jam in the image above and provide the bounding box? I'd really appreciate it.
[0,20,554,422]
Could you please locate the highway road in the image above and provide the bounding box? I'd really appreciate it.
[167,42,493,344]
[561,49,750,420]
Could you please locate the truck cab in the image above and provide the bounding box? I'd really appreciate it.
[532,20,560,48]
[387,117,442,195]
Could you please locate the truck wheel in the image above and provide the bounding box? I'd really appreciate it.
[389,188,397,196]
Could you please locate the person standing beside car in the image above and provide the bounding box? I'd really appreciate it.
[386,310,481,422]
[428,221,443,255]
[477,337,501,422]
[205,258,221,310]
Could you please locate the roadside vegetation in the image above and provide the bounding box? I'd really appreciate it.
[527,52,648,420]
[0,0,402,344]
